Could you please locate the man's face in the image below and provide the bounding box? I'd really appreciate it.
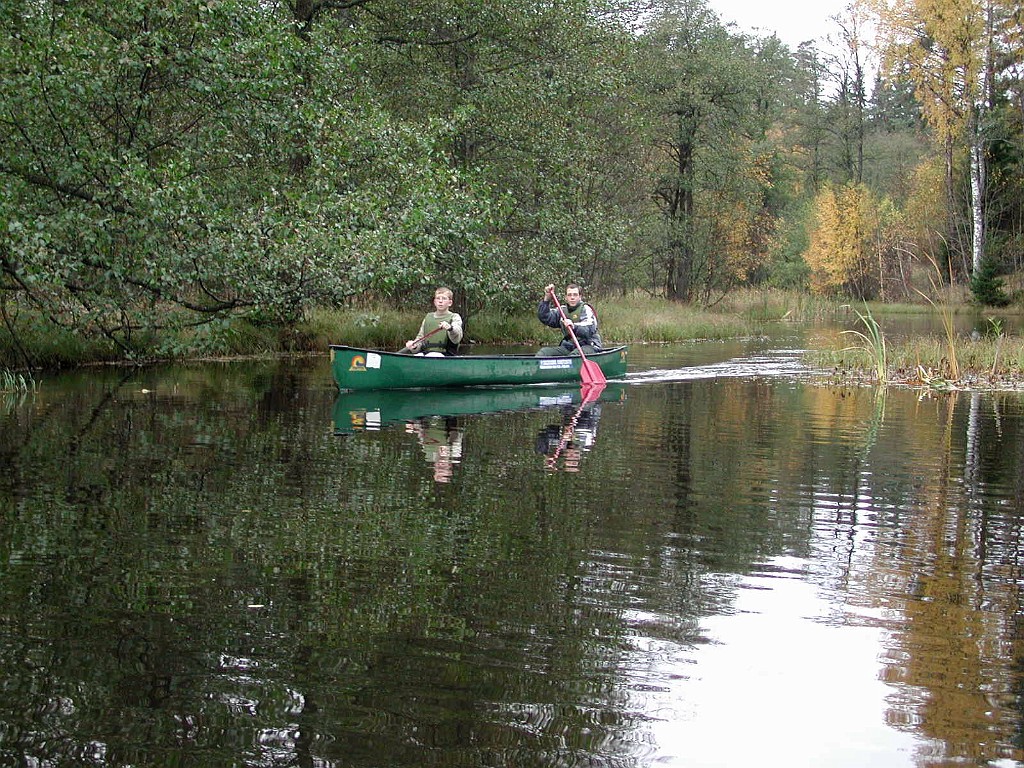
[565,287,581,307]
[434,292,453,311]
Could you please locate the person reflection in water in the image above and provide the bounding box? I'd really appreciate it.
[406,416,464,483]
[535,399,602,472]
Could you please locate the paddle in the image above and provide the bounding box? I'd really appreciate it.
[549,291,606,386]
[545,382,606,470]
[402,325,444,352]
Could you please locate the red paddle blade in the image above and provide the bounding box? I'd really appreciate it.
[580,359,606,386]
[579,381,606,404]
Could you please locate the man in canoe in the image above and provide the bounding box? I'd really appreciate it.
[536,283,603,357]
[401,286,464,356]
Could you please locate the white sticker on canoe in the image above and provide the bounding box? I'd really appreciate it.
[366,353,382,369]
[538,358,573,370]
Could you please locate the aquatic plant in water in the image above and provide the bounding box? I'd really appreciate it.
[841,305,888,383]
[1,367,34,392]
[915,254,960,380]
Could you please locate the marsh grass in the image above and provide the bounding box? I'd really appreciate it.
[596,298,750,342]
[0,328,119,369]
[159,321,284,358]
[915,256,961,380]
[889,336,1024,378]
[819,333,1024,387]
[302,307,427,350]
[303,296,758,348]
[714,288,841,322]
[1,367,35,392]
[0,309,287,367]
[711,290,944,325]
[462,313,540,345]
[840,305,888,383]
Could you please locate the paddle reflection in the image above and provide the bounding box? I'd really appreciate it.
[534,396,603,472]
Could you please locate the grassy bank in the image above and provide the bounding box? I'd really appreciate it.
[300,289,858,349]
[814,304,1024,389]
[2,290,808,369]
[4,290,1024,391]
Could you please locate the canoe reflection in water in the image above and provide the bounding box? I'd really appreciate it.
[534,395,603,472]
[333,383,623,478]
[405,416,463,484]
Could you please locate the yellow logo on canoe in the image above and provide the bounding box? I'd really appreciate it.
[349,355,366,372]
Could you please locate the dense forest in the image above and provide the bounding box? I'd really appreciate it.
[2,0,1023,357]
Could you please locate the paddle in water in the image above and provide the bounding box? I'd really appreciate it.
[549,292,607,386]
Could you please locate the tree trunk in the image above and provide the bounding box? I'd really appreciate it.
[665,124,695,301]
[969,0,994,276]
[943,134,968,277]
[970,117,985,275]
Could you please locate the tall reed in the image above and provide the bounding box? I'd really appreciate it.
[841,304,888,383]
[1,367,34,392]
[915,254,960,380]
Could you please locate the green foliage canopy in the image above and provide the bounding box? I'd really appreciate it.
[0,0,494,350]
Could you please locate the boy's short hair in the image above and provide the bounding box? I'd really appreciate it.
[435,287,454,299]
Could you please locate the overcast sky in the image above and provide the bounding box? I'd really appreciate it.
[708,0,850,49]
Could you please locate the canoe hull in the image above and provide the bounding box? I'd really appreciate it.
[329,345,628,391]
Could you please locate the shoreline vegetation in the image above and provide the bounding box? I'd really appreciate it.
[2,290,1024,393]
[6,2,1024,401]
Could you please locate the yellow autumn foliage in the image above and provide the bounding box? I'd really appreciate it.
[873,0,986,143]
[806,182,880,298]
[712,151,777,284]
[903,156,948,257]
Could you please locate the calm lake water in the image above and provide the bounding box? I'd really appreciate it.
[2,333,1024,767]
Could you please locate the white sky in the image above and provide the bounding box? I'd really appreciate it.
[709,0,851,49]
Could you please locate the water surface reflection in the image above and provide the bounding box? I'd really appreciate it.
[1,344,1023,767]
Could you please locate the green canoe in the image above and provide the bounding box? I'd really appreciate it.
[333,381,626,434]
[329,345,628,391]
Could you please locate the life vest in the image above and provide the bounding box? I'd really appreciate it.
[561,302,600,349]
[420,312,461,355]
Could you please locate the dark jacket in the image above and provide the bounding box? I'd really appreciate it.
[537,300,602,352]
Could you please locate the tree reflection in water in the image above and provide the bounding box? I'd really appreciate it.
[4,352,1024,767]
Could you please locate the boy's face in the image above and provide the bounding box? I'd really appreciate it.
[434,292,453,311]
[565,287,581,308]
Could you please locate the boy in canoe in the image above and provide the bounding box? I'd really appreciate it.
[401,286,464,356]
[536,283,603,357]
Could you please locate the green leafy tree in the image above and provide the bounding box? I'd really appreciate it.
[324,0,651,310]
[0,0,495,354]
[641,0,788,303]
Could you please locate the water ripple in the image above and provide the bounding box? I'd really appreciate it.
[624,349,813,384]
